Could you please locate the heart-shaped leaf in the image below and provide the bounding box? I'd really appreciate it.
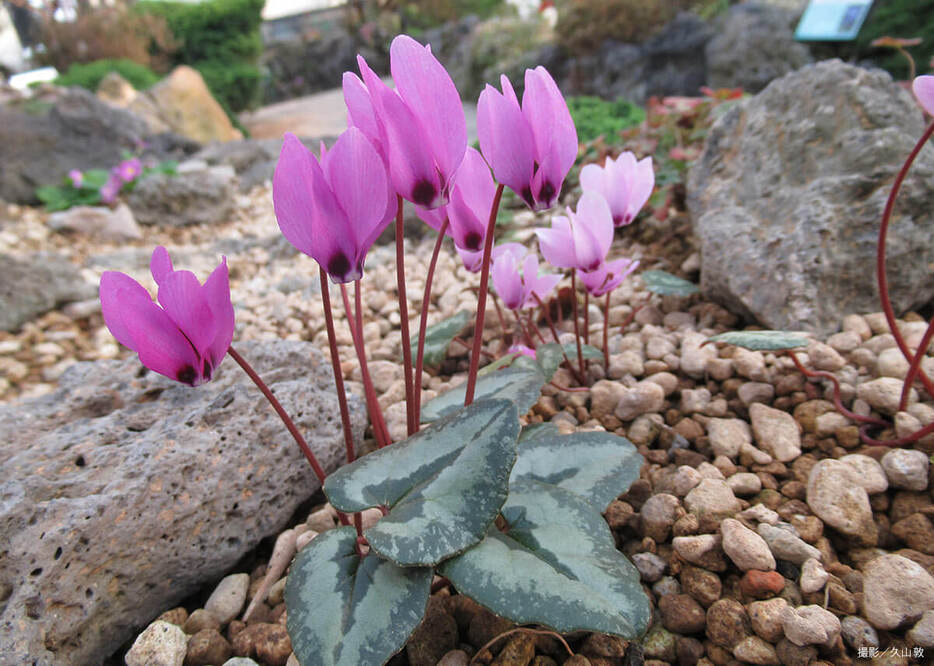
[325,399,520,566]
[641,270,699,296]
[286,527,431,666]
[706,330,809,351]
[535,343,603,380]
[511,429,642,512]
[420,366,546,422]
[409,310,471,367]
[440,479,650,639]
[518,422,559,443]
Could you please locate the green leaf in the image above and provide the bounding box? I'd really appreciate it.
[518,422,559,443]
[325,399,520,566]
[706,330,809,351]
[641,270,699,296]
[511,430,642,512]
[440,480,650,639]
[80,169,111,189]
[531,343,603,381]
[421,366,546,422]
[286,527,431,666]
[409,310,471,367]
[477,352,520,377]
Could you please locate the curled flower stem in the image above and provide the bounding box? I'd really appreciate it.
[413,218,450,427]
[341,283,391,448]
[394,195,417,436]
[900,317,934,411]
[227,346,330,485]
[603,292,611,368]
[465,183,505,406]
[877,120,934,399]
[571,269,584,376]
[859,418,934,447]
[786,350,888,428]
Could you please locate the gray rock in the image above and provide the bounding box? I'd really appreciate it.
[706,417,751,458]
[841,615,879,649]
[749,403,801,462]
[127,166,236,227]
[863,554,934,630]
[0,87,198,204]
[881,448,930,491]
[0,340,365,665]
[124,620,187,666]
[193,139,283,192]
[689,60,934,336]
[782,605,840,647]
[47,203,142,241]
[204,573,250,625]
[757,523,821,565]
[720,518,775,571]
[806,459,877,544]
[0,252,96,332]
[632,552,668,582]
[706,3,812,92]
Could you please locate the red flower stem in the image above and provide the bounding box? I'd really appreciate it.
[533,292,585,385]
[549,381,590,393]
[603,292,611,368]
[619,303,644,333]
[571,269,584,375]
[452,336,495,359]
[859,419,934,447]
[394,196,417,436]
[786,351,888,427]
[340,283,390,448]
[412,218,450,427]
[528,310,547,345]
[227,347,328,483]
[877,120,934,399]
[492,291,509,339]
[900,317,934,411]
[464,183,505,406]
[584,290,590,346]
[513,308,534,347]
[355,281,392,446]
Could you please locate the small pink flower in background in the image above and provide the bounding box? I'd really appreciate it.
[116,158,143,183]
[273,128,392,283]
[99,174,122,204]
[579,152,654,227]
[508,344,536,359]
[913,75,934,115]
[344,35,467,209]
[535,191,614,272]
[416,147,497,253]
[100,246,234,386]
[478,67,578,211]
[492,248,562,310]
[579,258,639,297]
[68,169,83,188]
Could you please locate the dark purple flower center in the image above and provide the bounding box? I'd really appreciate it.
[463,231,482,251]
[202,358,213,381]
[613,214,624,226]
[177,364,197,385]
[327,252,352,281]
[411,179,437,207]
[520,186,535,209]
[538,181,556,206]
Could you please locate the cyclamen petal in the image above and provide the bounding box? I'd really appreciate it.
[478,80,537,206]
[535,216,577,268]
[571,191,614,271]
[446,148,495,252]
[157,269,218,358]
[580,257,639,297]
[913,75,934,116]
[580,152,654,226]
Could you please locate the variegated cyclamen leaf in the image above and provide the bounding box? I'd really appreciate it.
[440,480,650,639]
[706,330,809,351]
[640,269,699,296]
[409,309,471,367]
[324,399,520,566]
[285,527,431,666]
[534,343,602,381]
[420,366,546,422]
[510,430,642,512]
[518,422,559,443]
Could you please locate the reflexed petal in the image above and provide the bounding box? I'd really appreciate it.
[202,257,235,367]
[324,127,391,257]
[391,35,467,185]
[273,133,324,258]
[343,72,383,156]
[535,216,576,268]
[150,246,174,285]
[527,270,561,307]
[456,246,483,272]
[913,75,934,116]
[416,205,450,234]
[492,242,529,263]
[157,269,217,358]
[571,191,614,271]
[580,258,639,297]
[492,252,524,310]
[523,67,578,198]
[478,81,536,206]
[625,156,654,224]
[100,271,201,383]
[447,147,495,251]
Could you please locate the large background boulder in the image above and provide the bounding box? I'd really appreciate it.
[688,60,934,335]
[0,340,366,665]
[0,252,96,332]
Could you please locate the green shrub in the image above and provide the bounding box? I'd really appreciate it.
[136,0,264,111]
[55,58,161,91]
[853,0,934,80]
[555,0,694,56]
[400,0,507,32]
[567,96,646,144]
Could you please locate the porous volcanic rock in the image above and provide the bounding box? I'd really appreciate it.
[688,60,934,336]
[0,252,96,332]
[0,340,364,665]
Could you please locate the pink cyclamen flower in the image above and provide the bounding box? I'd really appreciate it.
[116,158,143,183]
[913,75,934,115]
[579,152,654,226]
[273,128,392,283]
[579,258,639,297]
[68,169,83,188]
[508,344,536,359]
[535,191,614,273]
[492,248,562,310]
[343,35,467,209]
[416,147,497,253]
[100,246,234,386]
[478,66,578,211]
[99,173,122,204]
